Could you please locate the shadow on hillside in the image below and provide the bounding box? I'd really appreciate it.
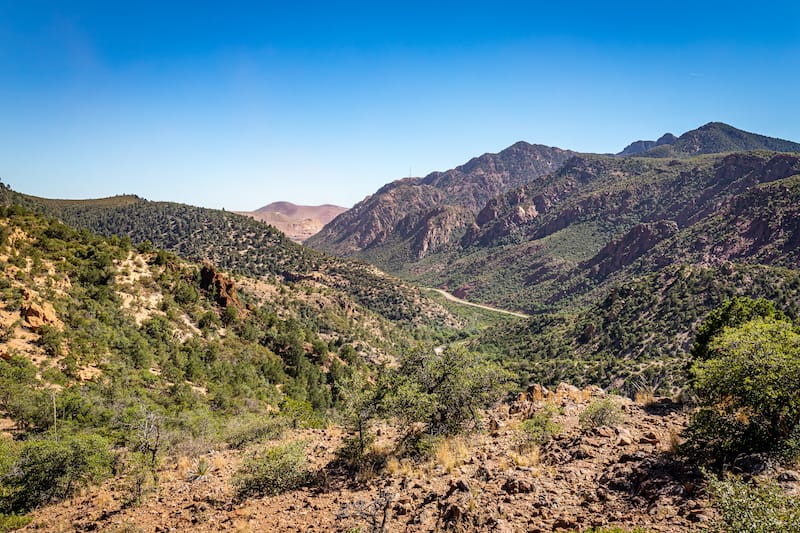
[601,451,706,521]
[643,397,688,417]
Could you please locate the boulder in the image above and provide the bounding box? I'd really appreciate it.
[21,301,63,332]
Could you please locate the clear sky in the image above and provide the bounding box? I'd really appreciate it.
[1,1,799,210]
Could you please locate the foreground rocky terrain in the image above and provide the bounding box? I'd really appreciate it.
[18,386,755,532]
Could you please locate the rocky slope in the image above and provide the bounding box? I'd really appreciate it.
[25,382,800,532]
[20,386,712,533]
[306,142,575,261]
[310,123,800,272]
[235,202,347,243]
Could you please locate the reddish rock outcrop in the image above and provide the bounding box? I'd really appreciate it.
[583,221,679,279]
[200,262,241,310]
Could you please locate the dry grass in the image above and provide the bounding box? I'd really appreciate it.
[93,488,114,510]
[634,389,655,406]
[664,428,683,455]
[232,519,253,533]
[212,453,228,472]
[386,456,419,478]
[509,446,540,468]
[435,437,469,473]
[175,456,192,479]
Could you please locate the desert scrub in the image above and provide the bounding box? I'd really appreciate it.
[518,405,561,450]
[233,441,310,498]
[0,513,32,532]
[0,434,113,513]
[224,416,289,449]
[708,475,800,533]
[579,397,623,430]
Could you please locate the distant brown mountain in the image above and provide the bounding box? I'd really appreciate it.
[306,142,575,259]
[236,202,348,242]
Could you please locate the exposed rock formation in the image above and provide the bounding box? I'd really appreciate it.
[20,299,63,332]
[200,261,241,310]
[584,221,679,279]
[307,142,575,261]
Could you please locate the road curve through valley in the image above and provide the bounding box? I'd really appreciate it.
[424,288,530,319]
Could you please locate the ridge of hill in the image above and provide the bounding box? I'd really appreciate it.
[638,122,800,158]
[617,132,677,156]
[306,142,575,260]
[1,185,455,329]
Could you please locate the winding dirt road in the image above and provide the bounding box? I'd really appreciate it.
[425,288,530,319]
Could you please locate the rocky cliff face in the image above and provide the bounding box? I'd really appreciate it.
[307,143,575,263]
[200,261,241,310]
[583,221,679,279]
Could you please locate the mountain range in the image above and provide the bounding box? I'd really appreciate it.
[307,122,800,389]
[4,121,799,391]
[3,120,800,531]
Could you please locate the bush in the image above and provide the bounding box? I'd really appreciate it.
[708,475,800,533]
[685,315,800,465]
[382,346,512,436]
[36,324,63,357]
[0,434,113,513]
[579,398,623,430]
[0,513,32,532]
[519,406,561,449]
[224,416,289,449]
[334,433,385,482]
[233,441,310,498]
[690,297,787,361]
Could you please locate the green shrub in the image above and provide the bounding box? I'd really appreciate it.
[335,432,384,480]
[233,441,310,498]
[36,324,63,357]
[685,315,800,465]
[579,398,623,430]
[382,346,512,436]
[279,397,326,429]
[708,475,800,533]
[0,434,113,513]
[224,416,289,449]
[121,450,159,506]
[0,513,32,532]
[691,296,787,361]
[519,406,561,449]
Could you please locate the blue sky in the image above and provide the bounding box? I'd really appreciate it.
[1,1,799,209]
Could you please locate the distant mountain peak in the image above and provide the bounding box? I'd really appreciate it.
[620,122,800,158]
[617,132,676,156]
[235,202,348,242]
